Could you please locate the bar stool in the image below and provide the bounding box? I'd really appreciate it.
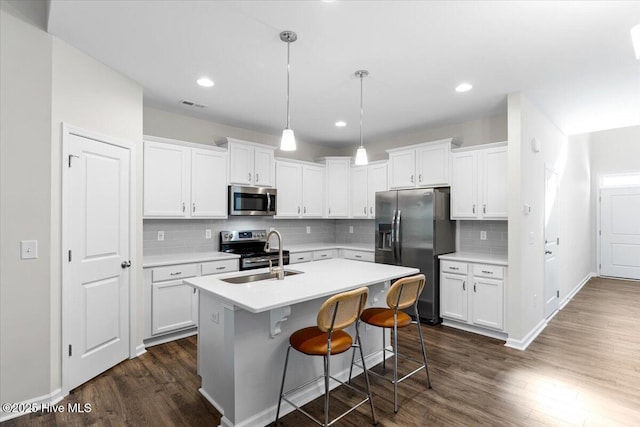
[350,274,432,413]
[274,287,377,426]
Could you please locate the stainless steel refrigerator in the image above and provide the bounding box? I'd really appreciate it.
[375,188,455,324]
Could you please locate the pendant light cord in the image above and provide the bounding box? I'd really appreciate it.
[359,73,364,148]
[286,39,291,129]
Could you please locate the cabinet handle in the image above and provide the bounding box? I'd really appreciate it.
[216,266,226,270]
[483,204,486,214]
[474,283,477,292]
[297,206,300,214]
[472,204,476,214]
[256,173,259,182]
[304,206,307,214]
[410,174,414,183]
[419,174,422,182]
[370,206,373,215]
[481,270,493,274]
[463,281,466,291]
[355,255,362,259]
[182,202,186,212]
[364,207,367,215]
[328,208,331,215]
[248,172,252,181]
[193,288,197,294]
[449,266,459,270]
[170,272,182,276]
[320,254,327,258]
[192,202,196,212]
[297,257,305,261]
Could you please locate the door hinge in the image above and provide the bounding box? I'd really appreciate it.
[68,344,72,357]
[68,154,79,167]
[556,290,560,298]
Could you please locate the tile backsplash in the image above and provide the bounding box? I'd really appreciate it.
[458,220,508,256]
[143,218,374,256]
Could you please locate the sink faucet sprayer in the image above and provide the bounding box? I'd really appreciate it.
[264,229,285,280]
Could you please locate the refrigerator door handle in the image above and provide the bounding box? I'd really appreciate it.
[391,210,397,261]
[396,210,402,260]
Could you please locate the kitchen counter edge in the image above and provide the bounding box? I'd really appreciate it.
[438,252,508,266]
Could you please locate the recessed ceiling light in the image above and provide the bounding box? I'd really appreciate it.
[197,77,214,88]
[455,83,473,93]
[335,120,347,127]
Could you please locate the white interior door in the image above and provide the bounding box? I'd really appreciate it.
[600,186,640,279]
[544,167,560,318]
[63,129,131,392]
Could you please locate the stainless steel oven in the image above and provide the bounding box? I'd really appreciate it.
[228,185,277,216]
[220,230,289,270]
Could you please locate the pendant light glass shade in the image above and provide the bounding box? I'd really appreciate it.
[354,70,369,165]
[281,128,296,151]
[280,31,297,151]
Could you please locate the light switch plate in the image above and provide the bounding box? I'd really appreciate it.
[480,230,487,240]
[349,226,354,234]
[21,240,38,259]
[306,226,311,234]
[205,229,212,239]
[157,231,164,241]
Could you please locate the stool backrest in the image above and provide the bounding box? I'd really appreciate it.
[317,287,369,332]
[386,274,426,310]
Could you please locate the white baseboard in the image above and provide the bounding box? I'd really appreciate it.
[505,318,546,351]
[560,272,596,310]
[135,343,147,358]
[0,388,64,422]
[441,319,508,341]
[143,328,197,348]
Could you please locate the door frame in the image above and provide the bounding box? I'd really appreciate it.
[543,164,560,319]
[597,171,640,278]
[60,123,138,395]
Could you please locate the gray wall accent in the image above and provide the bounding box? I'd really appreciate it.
[459,221,508,256]
[143,218,376,255]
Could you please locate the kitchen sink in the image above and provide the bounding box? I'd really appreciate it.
[220,269,303,284]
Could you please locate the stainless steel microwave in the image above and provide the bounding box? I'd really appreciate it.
[228,185,277,216]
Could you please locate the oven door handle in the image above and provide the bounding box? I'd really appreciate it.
[244,257,270,264]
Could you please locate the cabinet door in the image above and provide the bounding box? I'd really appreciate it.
[151,280,198,335]
[275,162,301,217]
[416,143,449,186]
[350,166,369,218]
[144,141,189,217]
[482,146,508,219]
[302,165,324,217]
[253,146,275,187]
[471,277,504,330]
[228,143,253,185]
[388,150,416,189]
[367,163,388,218]
[190,148,227,218]
[450,151,478,219]
[326,160,350,217]
[440,272,468,322]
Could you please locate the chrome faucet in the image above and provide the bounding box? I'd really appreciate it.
[264,229,285,280]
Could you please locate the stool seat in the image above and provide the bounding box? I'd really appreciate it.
[290,327,353,356]
[360,307,412,328]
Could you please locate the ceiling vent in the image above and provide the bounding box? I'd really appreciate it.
[180,99,206,108]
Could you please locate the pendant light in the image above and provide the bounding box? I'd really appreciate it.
[280,31,297,151]
[354,70,369,165]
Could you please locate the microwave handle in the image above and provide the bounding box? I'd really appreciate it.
[267,192,271,213]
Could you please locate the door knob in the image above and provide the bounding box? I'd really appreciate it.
[121,260,131,268]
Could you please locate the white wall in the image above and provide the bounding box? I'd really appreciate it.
[0,2,143,412]
[144,106,341,162]
[507,93,592,347]
[0,5,53,406]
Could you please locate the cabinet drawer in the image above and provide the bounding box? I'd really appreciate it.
[472,264,504,279]
[290,252,313,264]
[313,250,334,261]
[441,260,468,274]
[152,263,198,282]
[201,259,239,276]
[342,250,374,262]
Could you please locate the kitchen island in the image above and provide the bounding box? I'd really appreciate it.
[185,258,418,427]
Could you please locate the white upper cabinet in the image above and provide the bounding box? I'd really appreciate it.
[323,158,350,217]
[451,142,507,220]
[351,162,388,218]
[221,138,275,187]
[144,138,227,219]
[275,159,325,218]
[387,138,455,189]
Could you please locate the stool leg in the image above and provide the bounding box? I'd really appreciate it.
[275,345,292,426]
[323,354,330,427]
[415,309,432,389]
[348,342,357,384]
[356,324,378,425]
[393,317,399,413]
[382,327,386,372]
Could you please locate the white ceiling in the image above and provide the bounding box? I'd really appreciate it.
[47,1,640,147]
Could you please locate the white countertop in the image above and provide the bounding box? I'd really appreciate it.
[285,243,374,253]
[185,258,418,313]
[143,251,240,268]
[438,251,508,266]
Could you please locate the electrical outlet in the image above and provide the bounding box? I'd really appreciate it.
[205,229,212,239]
[269,226,275,232]
[157,231,164,241]
[210,311,219,324]
[480,230,487,240]
[349,226,354,234]
[306,226,311,234]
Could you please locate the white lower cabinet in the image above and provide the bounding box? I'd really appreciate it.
[440,259,505,336]
[339,249,374,262]
[144,258,239,343]
[289,252,313,264]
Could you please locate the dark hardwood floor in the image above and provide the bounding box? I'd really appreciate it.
[4,277,639,426]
